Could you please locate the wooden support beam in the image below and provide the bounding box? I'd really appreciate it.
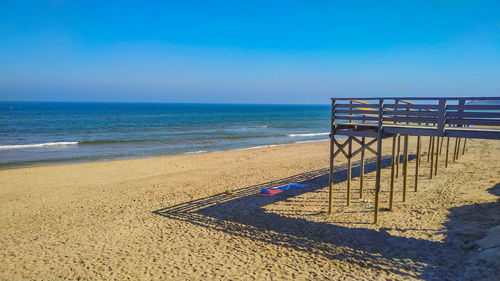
[374,99,384,224]
[389,136,396,210]
[402,135,409,202]
[453,137,459,162]
[462,138,467,155]
[456,138,462,160]
[347,137,352,206]
[328,100,335,214]
[396,135,401,178]
[417,136,422,167]
[332,138,349,158]
[360,137,365,199]
[434,137,440,176]
[430,137,435,179]
[445,137,450,168]
[415,136,421,192]
[427,136,432,162]
[350,137,377,157]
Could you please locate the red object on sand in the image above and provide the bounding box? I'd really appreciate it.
[258,189,283,196]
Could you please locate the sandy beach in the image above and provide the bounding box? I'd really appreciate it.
[1,139,499,280]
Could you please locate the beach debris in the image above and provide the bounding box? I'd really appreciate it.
[258,183,307,196]
[224,189,233,195]
[363,205,374,209]
[303,214,315,218]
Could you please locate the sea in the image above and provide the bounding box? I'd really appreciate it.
[0,102,331,168]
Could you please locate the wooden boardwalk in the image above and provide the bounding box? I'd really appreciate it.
[328,97,500,223]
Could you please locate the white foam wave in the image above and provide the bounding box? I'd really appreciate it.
[0,142,79,150]
[184,150,208,155]
[287,132,329,137]
[236,144,281,151]
[295,139,330,144]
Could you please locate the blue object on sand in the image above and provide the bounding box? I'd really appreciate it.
[259,183,307,196]
[275,183,307,191]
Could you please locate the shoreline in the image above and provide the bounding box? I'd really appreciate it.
[0,139,330,170]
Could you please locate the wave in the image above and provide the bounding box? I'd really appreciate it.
[235,143,289,151]
[251,125,269,128]
[219,134,285,140]
[0,142,79,150]
[184,150,208,155]
[78,139,147,145]
[295,139,329,144]
[287,132,329,137]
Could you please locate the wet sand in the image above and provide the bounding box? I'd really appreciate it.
[1,139,499,280]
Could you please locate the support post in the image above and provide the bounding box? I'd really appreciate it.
[430,137,435,179]
[453,137,458,162]
[402,135,409,202]
[427,136,432,162]
[456,138,461,160]
[417,136,421,167]
[360,137,365,198]
[347,137,352,206]
[445,137,450,168]
[462,138,467,155]
[396,135,401,178]
[389,136,396,210]
[328,100,336,214]
[374,98,384,224]
[415,136,421,192]
[434,137,440,176]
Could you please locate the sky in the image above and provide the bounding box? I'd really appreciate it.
[0,1,499,104]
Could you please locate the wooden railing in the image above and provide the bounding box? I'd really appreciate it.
[332,97,500,138]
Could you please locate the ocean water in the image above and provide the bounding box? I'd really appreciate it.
[0,102,331,168]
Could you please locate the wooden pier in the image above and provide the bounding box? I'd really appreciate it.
[328,97,500,223]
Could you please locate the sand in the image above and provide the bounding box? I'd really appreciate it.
[1,138,499,280]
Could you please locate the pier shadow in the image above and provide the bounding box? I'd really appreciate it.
[153,155,499,280]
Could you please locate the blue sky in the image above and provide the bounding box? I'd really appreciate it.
[0,1,499,104]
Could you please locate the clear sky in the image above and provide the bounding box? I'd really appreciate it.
[1,1,499,104]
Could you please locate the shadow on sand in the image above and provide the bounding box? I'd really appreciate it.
[153,155,500,280]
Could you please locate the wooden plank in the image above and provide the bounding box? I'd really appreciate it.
[334,109,380,115]
[446,119,500,126]
[444,128,500,140]
[386,110,440,117]
[385,104,441,110]
[383,126,438,137]
[446,111,500,118]
[334,103,380,109]
[334,130,379,138]
[385,116,438,124]
[335,115,379,121]
[447,104,500,111]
